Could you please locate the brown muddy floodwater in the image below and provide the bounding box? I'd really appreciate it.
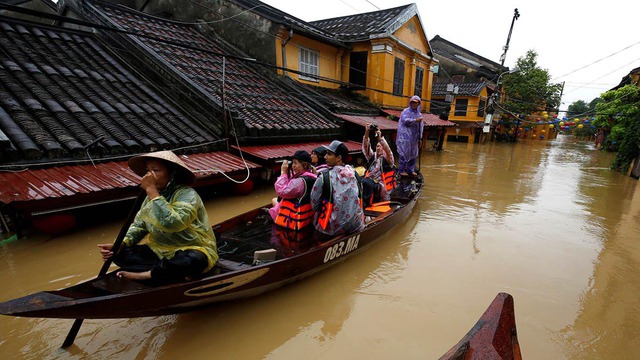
[1,136,639,359]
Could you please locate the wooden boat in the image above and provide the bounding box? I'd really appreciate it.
[0,175,422,319]
[439,292,522,360]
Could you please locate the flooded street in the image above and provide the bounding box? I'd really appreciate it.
[1,136,639,359]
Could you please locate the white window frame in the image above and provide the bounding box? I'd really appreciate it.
[298,47,319,82]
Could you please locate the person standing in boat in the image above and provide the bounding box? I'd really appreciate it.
[270,150,318,231]
[310,146,329,174]
[98,150,217,284]
[362,123,396,202]
[397,95,424,176]
[310,140,364,236]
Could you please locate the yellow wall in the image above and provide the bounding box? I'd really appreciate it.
[448,89,488,122]
[275,33,342,89]
[394,17,429,54]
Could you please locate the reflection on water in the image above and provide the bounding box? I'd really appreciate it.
[0,136,639,359]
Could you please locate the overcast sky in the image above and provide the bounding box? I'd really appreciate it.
[262,0,640,111]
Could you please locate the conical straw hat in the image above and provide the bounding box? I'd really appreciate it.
[128,150,196,185]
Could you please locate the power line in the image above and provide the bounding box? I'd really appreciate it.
[552,40,640,81]
[562,57,640,96]
[363,0,381,10]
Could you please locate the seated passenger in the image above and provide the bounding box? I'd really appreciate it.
[310,140,364,236]
[270,150,318,231]
[98,150,217,284]
[311,146,329,173]
[362,124,396,202]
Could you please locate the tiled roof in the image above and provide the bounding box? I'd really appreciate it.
[89,2,342,142]
[285,79,380,116]
[310,4,415,41]
[431,82,487,97]
[0,18,216,165]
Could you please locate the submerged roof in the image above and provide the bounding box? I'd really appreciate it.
[310,4,416,42]
[0,151,260,208]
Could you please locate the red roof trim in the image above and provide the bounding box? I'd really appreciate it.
[234,140,363,161]
[333,113,398,130]
[383,109,456,127]
[0,152,260,205]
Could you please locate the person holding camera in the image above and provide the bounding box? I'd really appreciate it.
[362,123,396,203]
[269,150,318,231]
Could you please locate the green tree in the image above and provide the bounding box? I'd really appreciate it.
[567,100,590,118]
[589,97,603,110]
[500,50,563,115]
[593,84,640,173]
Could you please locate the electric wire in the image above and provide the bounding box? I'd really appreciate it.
[552,40,640,81]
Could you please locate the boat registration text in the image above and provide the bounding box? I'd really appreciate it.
[323,235,360,263]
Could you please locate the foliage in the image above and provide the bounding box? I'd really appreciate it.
[500,50,563,116]
[566,100,589,118]
[593,84,640,173]
[589,97,604,110]
[567,98,603,119]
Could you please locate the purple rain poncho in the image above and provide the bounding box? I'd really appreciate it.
[397,95,424,173]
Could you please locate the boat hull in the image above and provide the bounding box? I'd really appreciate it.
[439,292,522,360]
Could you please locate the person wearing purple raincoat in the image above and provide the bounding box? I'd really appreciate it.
[397,95,424,176]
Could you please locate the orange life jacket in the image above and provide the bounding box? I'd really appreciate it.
[365,157,397,191]
[275,175,316,231]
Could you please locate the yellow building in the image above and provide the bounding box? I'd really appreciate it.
[431,82,490,143]
[276,4,438,111]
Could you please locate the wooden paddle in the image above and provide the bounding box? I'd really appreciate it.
[61,191,146,348]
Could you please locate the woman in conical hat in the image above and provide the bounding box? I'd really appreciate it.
[98,150,217,284]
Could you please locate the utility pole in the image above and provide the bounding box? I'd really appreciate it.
[557,81,565,114]
[499,8,520,67]
[484,8,520,143]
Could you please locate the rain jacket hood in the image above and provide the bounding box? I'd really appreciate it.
[335,164,356,184]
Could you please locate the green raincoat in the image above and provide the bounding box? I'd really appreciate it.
[123,182,218,272]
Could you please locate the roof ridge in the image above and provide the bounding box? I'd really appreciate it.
[310,4,412,24]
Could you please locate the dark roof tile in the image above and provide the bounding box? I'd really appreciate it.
[431,82,488,97]
[0,18,218,165]
[89,2,341,142]
[310,4,414,41]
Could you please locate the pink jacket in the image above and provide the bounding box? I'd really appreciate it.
[269,170,317,221]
